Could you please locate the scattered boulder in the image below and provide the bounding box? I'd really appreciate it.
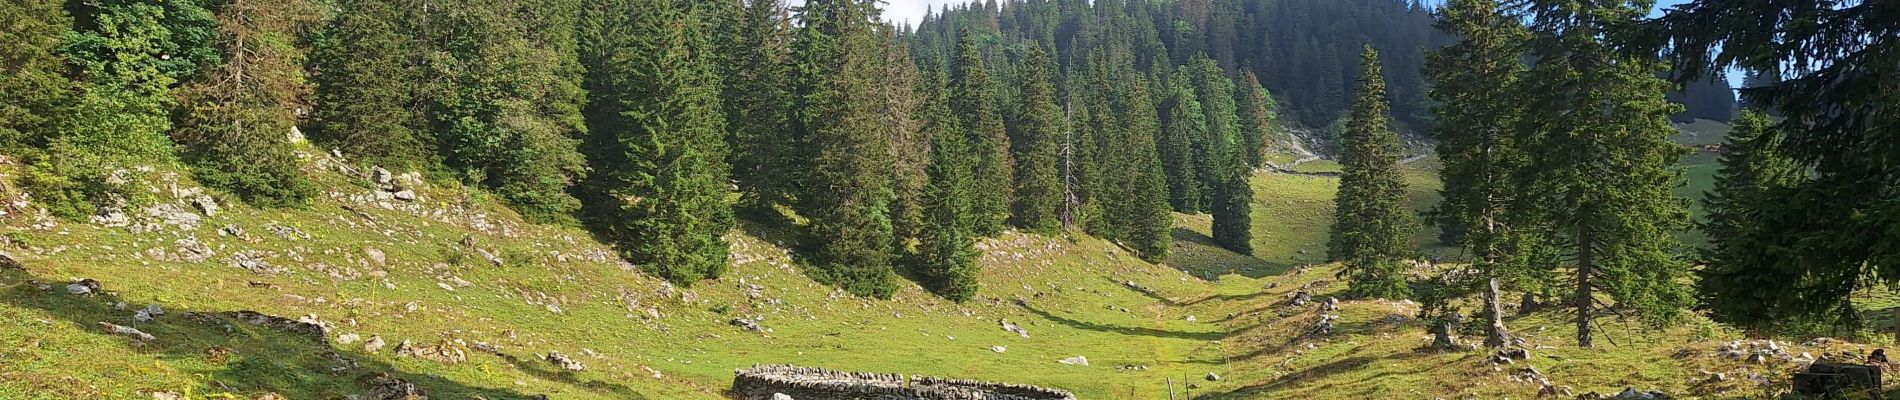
[1291,291,1312,306]
[364,248,386,266]
[1057,355,1089,366]
[991,346,1007,353]
[1205,372,1221,381]
[133,304,164,322]
[1000,319,1030,338]
[1321,297,1340,312]
[99,322,155,342]
[144,203,202,229]
[360,374,428,400]
[1310,314,1338,336]
[546,351,585,371]
[772,394,794,400]
[372,167,395,187]
[1184,315,1197,322]
[190,195,218,217]
[175,237,214,263]
[730,317,765,332]
[66,279,101,295]
[394,339,468,364]
[336,333,361,345]
[364,335,387,352]
[392,190,417,202]
[92,208,130,227]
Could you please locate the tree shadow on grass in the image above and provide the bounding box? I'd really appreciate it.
[1019,302,1226,341]
[1167,227,1293,281]
[0,267,637,399]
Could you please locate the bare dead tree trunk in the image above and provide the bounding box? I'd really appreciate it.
[1484,278,1512,347]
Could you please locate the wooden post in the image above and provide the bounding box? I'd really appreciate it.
[1168,377,1176,400]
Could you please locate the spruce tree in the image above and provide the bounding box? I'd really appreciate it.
[173,0,322,208]
[1210,148,1255,255]
[716,0,797,212]
[791,0,899,298]
[1421,0,1535,315]
[1695,110,1805,330]
[915,69,981,302]
[1159,87,1206,213]
[1520,0,1693,347]
[1330,46,1417,299]
[1118,76,1174,263]
[577,0,734,285]
[0,0,75,153]
[309,0,434,172]
[881,31,930,260]
[1009,44,1063,234]
[950,29,1013,236]
[1656,0,1900,326]
[429,0,588,224]
[1184,57,1242,213]
[1234,71,1277,168]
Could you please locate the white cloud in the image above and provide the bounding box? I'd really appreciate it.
[783,0,977,26]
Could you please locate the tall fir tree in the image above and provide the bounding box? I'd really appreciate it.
[1421,0,1538,317]
[309,0,434,173]
[172,0,323,208]
[881,30,931,261]
[1117,75,1175,263]
[1233,71,1278,168]
[1520,0,1693,347]
[1656,0,1900,328]
[1159,86,1206,213]
[1695,110,1806,331]
[1330,46,1417,299]
[429,0,588,224]
[1183,56,1242,213]
[1209,146,1255,255]
[1009,43,1064,233]
[0,0,75,153]
[950,29,1013,236]
[914,68,981,302]
[577,0,734,285]
[791,0,899,298]
[716,0,798,212]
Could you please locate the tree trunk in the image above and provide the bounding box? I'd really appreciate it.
[1575,223,1595,348]
[1484,278,1512,347]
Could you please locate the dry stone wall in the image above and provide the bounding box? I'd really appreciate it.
[731,365,1075,400]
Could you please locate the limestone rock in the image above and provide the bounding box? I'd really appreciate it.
[1000,319,1030,338]
[772,394,793,400]
[1205,372,1220,381]
[92,208,130,227]
[392,190,417,202]
[364,248,386,266]
[360,374,427,400]
[99,322,155,341]
[364,335,387,352]
[991,345,1007,353]
[191,195,218,217]
[546,351,585,371]
[394,339,467,364]
[1058,355,1089,366]
[337,333,361,345]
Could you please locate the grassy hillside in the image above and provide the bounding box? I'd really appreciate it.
[0,143,1880,400]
